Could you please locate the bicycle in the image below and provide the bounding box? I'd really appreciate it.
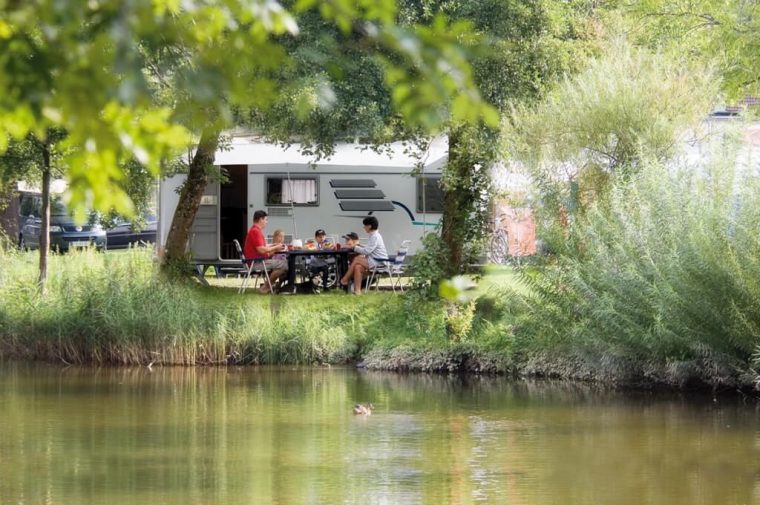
[487,213,509,265]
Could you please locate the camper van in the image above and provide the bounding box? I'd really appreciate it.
[158,136,447,267]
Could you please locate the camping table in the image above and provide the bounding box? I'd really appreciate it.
[280,248,352,294]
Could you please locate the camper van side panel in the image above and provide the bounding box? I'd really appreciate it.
[157,175,184,251]
[158,175,220,261]
[190,184,219,260]
[247,164,442,254]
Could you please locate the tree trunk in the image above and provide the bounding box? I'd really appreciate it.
[439,125,497,278]
[38,143,51,293]
[161,128,220,274]
[440,127,467,277]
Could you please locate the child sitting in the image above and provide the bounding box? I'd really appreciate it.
[342,232,360,263]
[271,229,287,260]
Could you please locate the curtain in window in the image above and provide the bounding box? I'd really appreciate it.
[282,179,317,204]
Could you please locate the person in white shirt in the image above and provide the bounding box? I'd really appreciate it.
[339,216,387,295]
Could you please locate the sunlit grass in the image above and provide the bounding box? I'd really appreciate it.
[0,247,450,366]
[4,187,760,389]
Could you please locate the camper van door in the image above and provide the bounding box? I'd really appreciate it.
[190,184,220,260]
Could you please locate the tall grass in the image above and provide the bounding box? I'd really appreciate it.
[6,160,760,389]
[504,154,760,386]
[0,247,461,366]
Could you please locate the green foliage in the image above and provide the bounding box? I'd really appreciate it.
[0,129,68,186]
[100,159,157,230]
[508,37,718,179]
[440,124,497,275]
[3,237,759,386]
[0,0,496,221]
[401,0,600,275]
[0,247,344,364]
[249,0,601,276]
[243,8,403,155]
[401,0,600,107]
[504,150,760,387]
[0,229,13,254]
[407,232,449,295]
[506,38,719,253]
[379,15,499,130]
[439,276,477,304]
[445,301,476,342]
[622,0,760,99]
[0,246,521,373]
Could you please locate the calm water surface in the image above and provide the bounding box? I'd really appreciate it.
[0,363,758,505]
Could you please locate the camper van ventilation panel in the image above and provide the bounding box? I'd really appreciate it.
[333,189,385,199]
[339,201,395,212]
[330,178,395,211]
[267,207,292,217]
[329,180,376,188]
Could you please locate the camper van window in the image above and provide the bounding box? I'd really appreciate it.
[416,176,444,213]
[266,177,318,206]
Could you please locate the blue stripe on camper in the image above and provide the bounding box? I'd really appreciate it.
[389,201,440,226]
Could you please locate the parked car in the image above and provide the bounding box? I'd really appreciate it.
[18,192,107,252]
[106,215,157,249]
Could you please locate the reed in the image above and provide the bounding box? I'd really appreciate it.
[499,156,760,387]
[0,248,456,366]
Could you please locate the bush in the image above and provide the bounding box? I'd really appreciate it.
[508,155,760,386]
[0,248,458,366]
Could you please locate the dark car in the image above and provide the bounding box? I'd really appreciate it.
[18,192,107,252]
[106,215,157,249]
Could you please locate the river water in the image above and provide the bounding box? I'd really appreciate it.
[0,363,758,505]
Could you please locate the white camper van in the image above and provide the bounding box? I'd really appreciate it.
[158,136,447,267]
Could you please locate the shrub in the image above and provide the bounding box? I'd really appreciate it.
[509,153,760,386]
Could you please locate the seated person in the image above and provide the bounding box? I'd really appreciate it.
[314,229,335,250]
[342,232,360,262]
[309,228,334,289]
[304,230,334,251]
[271,229,287,260]
[270,229,288,289]
[342,231,359,248]
[243,210,288,293]
[339,217,387,295]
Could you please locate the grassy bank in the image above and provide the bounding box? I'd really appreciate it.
[0,247,462,366]
[0,246,520,374]
[4,157,760,394]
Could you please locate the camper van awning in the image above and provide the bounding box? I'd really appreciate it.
[214,137,448,169]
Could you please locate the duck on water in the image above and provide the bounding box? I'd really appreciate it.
[353,403,374,415]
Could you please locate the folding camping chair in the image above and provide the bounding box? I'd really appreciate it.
[232,239,273,294]
[366,240,411,293]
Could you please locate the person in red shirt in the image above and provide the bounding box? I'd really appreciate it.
[243,210,288,293]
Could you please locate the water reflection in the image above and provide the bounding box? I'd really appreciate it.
[0,363,758,504]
